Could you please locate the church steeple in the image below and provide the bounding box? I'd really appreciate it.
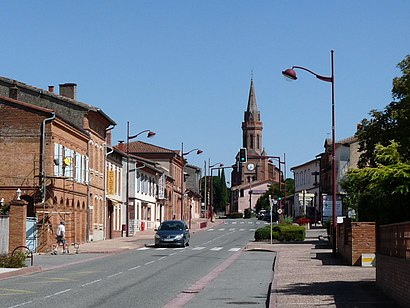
[245,79,260,122]
[242,79,263,156]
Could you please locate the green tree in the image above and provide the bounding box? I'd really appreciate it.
[342,141,410,224]
[356,55,410,167]
[255,178,295,213]
[211,169,229,213]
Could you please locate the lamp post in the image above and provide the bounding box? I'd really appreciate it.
[282,50,337,255]
[209,163,223,221]
[126,121,155,237]
[249,154,286,220]
[180,142,202,221]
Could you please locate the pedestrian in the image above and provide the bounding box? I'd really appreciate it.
[53,220,67,255]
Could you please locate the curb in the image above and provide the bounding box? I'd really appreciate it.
[0,265,42,280]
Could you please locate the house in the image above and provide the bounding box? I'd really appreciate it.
[0,77,115,251]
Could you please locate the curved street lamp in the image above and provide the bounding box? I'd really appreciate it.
[180,143,202,221]
[126,121,156,237]
[282,50,337,256]
[208,162,224,221]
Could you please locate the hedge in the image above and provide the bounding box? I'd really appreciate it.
[254,225,305,242]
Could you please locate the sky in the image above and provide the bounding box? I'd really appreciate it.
[2,1,409,184]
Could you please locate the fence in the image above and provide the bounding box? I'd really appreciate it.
[0,215,9,254]
[379,221,410,259]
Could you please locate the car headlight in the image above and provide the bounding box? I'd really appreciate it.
[174,234,183,240]
[155,234,161,239]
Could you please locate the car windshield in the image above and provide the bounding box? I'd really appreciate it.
[159,222,184,231]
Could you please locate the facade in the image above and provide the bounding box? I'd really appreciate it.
[121,141,184,221]
[0,77,115,251]
[290,158,320,220]
[230,79,279,214]
[291,135,360,223]
[185,164,202,222]
[106,143,124,239]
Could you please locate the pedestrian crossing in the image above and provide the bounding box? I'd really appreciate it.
[137,246,243,252]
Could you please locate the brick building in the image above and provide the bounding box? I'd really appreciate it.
[0,77,115,251]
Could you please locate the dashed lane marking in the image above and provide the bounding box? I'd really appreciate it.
[229,248,241,252]
[209,247,223,251]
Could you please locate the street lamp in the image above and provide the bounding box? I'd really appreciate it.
[180,143,202,221]
[282,50,337,255]
[126,121,155,237]
[209,162,223,221]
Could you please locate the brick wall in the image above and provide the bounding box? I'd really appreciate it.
[337,220,376,266]
[8,200,27,253]
[377,254,410,308]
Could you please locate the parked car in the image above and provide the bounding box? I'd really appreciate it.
[264,210,279,223]
[154,220,190,248]
[257,210,266,220]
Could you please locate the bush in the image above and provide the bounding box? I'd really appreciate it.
[254,224,305,242]
[0,252,26,268]
[226,212,244,219]
[281,215,294,225]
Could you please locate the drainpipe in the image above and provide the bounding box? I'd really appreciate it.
[41,112,56,242]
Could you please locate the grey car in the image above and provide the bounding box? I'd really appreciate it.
[154,220,190,248]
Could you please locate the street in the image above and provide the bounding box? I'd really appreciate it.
[0,219,274,308]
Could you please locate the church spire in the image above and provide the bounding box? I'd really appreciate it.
[245,79,260,122]
[242,78,263,155]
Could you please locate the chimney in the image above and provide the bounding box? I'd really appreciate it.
[59,83,77,100]
[106,131,112,146]
[48,85,55,93]
[9,85,19,100]
[117,141,125,152]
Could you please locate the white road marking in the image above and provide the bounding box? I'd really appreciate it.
[155,247,167,250]
[128,265,141,271]
[145,261,155,265]
[45,288,71,298]
[229,228,235,231]
[232,222,237,224]
[250,228,256,231]
[192,247,206,250]
[229,248,241,252]
[239,228,246,231]
[137,247,149,251]
[210,247,223,251]
[107,272,123,278]
[8,301,33,307]
[158,256,167,261]
[81,279,101,287]
[207,228,215,231]
[218,228,225,231]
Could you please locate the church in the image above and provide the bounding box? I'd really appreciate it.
[230,79,281,214]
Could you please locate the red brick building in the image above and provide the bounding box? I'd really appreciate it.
[0,77,115,251]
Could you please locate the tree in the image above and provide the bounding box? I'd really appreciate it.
[341,141,410,224]
[356,55,410,167]
[255,178,295,213]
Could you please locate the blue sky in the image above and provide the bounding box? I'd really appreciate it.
[2,1,409,183]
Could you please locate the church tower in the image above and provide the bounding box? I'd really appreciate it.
[242,79,263,156]
[230,79,278,214]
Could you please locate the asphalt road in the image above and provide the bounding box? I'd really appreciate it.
[0,219,275,308]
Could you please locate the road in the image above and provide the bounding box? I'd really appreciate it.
[0,219,275,308]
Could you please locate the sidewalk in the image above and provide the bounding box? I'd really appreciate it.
[266,227,398,307]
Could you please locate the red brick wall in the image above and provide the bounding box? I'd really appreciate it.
[377,254,410,308]
[337,220,376,266]
[8,200,27,253]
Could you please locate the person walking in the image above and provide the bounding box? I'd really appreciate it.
[54,220,67,255]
